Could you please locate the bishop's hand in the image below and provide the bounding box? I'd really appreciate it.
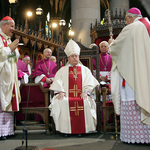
[100,76,108,82]
[58,92,65,100]
[46,78,51,84]
[108,38,114,45]
[9,39,19,52]
[80,92,88,100]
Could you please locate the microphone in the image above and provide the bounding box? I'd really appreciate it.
[20,28,44,149]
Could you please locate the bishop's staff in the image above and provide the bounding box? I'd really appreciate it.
[105,9,119,140]
[105,9,114,43]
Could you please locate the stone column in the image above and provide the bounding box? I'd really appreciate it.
[110,0,129,14]
[71,0,100,47]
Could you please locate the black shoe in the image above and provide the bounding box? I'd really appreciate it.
[0,136,6,140]
[64,134,68,137]
[78,134,82,137]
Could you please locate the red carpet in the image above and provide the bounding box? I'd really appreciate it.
[42,149,59,150]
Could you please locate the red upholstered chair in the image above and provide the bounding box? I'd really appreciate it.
[15,83,50,134]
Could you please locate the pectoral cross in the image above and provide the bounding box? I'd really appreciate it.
[104,67,107,71]
[73,68,78,81]
[12,94,15,98]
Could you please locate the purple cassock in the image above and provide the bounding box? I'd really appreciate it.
[93,53,112,123]
[93,53,112,71]
[33,58,57,78]
[17,59,29,79]
[17,59,29,74]
[32,58,57,121]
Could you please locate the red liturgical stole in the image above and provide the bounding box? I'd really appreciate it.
[68,66,86,134]
[0,34,7,47]
[139,18,150,37]
[11,85,18,111]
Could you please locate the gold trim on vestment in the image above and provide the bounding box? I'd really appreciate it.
[70,102,84,116]
[69,85,82,97]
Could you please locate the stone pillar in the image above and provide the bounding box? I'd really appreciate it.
[71,0,100,47]
[110,0,129,14]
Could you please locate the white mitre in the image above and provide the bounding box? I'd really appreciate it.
[64,39,80,57]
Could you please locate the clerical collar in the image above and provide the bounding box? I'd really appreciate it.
[101,53,107,56]
[69,63,80,67]
[44,58,50,61]
[134,16,142,22]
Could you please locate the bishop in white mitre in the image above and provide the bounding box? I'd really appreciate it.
[49,40,99,134]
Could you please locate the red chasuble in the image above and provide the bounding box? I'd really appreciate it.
[0,34,18,111]
[68,66,86,134]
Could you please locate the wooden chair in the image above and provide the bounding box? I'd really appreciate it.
[56,42,101,133]
[101,86,119,139]
[15,83,50,134]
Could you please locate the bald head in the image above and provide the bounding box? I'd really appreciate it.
[50,55,56,63]
[43,48,52,60]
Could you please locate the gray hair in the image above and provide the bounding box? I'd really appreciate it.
[99,41,109,48]
[43,48,52,54]
[0,20,10,27]
[126,12,142,18]
[23,56,30,61]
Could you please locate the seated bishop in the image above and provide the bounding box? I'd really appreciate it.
[93,41,112,86]
[23,55,32,75]
[49,40,99,134]
[33,48,57,88]
[93,41,112,101]
[17,59,29,86]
